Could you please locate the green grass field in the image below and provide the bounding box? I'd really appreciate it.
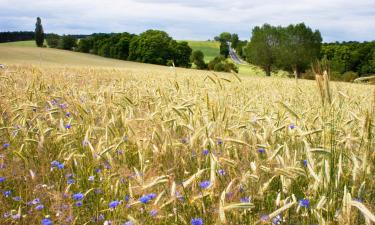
[0,40,37,47]
[1,41,375,225]
[186,41,220,62]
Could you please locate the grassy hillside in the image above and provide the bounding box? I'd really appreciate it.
[186,41,220,62]
[0,40,36,47]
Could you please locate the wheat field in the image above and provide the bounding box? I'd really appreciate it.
[0,64,375,225]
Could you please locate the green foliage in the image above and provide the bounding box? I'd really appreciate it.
[342,71,359,82]
[170,41,192,68]
[231,33,239,49]
[46,33,60,48]
[246,24,281,76]
[278,23,322,77]
[321,41,375,77]
[77,38,93,53]
[35,17,44,47]
[58,35,77,50]
[246,23,322,77]
[208,56,238,73]
[219,32,232,42]
[220,41,229,58]
[128,30,173,65]
[191,50,207,69]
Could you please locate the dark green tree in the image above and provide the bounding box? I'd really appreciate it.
[278,23,322,78]
[58,35,77,50]
[128,30,174,65]
[191,50,207,69]
[35,17,44,47]
[246,24,282,76]
[220,41,229,58]
[170,41,192,68]
[231,33,239,49]
[46,34,60,48]
[219,32,232,42]
[77,37,93,53]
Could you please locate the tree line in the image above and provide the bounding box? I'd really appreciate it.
[321,42,375,80]
[0,31,35,43]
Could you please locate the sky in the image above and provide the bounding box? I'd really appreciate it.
[1,0,375,42]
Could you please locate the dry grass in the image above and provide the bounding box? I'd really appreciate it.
[0,63,374,225]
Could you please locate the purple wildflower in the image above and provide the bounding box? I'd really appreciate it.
[199,180,210,189]
[72,192,84,201]
[2,143,10,149]
[240,197,250,203]
[191,218,203,225]
[67,179,74,185]
[65,124,71,129]
[258,148,266,154]
[76,201,83,207]
[3,190,11,197]
[139,195,151,204]
[109,200,120,209]
[218,169,225,176]
[41,218,52,225]
[217,139,223,145]
[299,199,310,208]
[0,177,5,182]
[289,124,296,129]
[202,149,209,156]
[123,221,133,225]
[35,204,44,211]
[88,176,95,182]
[149,209,158,217]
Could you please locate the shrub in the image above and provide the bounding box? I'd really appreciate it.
[342,71,358,82]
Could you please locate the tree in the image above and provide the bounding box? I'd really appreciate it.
[171,41,192,68]
[77,37,93,53]
[231,33,239,49]
[35,17,44,47]
[246,24,282,76]
[58,35,77,50]
[208,56,238,73]
[278,23,322,78]
[191,50,207,69]
[128,30,174,65]
[219,32,232,42]
[220,41,229,58]
[46,34,60,48]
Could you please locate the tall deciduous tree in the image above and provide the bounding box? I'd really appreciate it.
[191,50,207,69]
[231,33,239,49]
[278,23,322,78]
[246,24,282,76]
[220,41,229,58]
[35,17,44,47]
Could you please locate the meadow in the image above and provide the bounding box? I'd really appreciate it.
[0,44,375,225]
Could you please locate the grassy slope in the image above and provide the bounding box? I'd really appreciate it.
[186,41,220,62]
[0,40,36,47]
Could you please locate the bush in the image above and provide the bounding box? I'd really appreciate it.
[191,50,207,70]
[208,56,238,73]
[58,35,77,50]
[342,71,358,82]
[46,34,60,48]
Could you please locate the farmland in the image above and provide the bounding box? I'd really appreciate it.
[1,43,375,224]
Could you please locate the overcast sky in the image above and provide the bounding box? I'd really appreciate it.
[1,0,374,42]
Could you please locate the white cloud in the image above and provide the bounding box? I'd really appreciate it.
[0,0,374,41]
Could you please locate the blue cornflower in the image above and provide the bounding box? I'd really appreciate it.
[2,143,10,149]
[199,180,210,189]
[31,198,40,205]
[149,209,158,217]
[65,124,71,129]
[299,199,310,208]
[88,176,95,182]
[72,192,84,201]
[94,168,101,173]
[65,112,71,117]
[98,214,105,221]
[191,218,203,225]
[202,149,209,156]
[0,177,5,182]
[57,163,64,169]
[76,201,83,207]
[303,160,308,167]
[217,139,223,145]
[3,190,11,197]
[123,221,133,225]
[51,161,60,167]
[12,196,22,201]
[272,214,282,225]
[41,218,52,225]
[67,179,74,185]
[109,200,120,209]
[147,193,157,199]
[124,195,130,201]
[35,204,44,211]
[139,195,151,204]
[240,197,250,203]
[218,169,225,176]
[258,148,266,154]
[289,124,296,129]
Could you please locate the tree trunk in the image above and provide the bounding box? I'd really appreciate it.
[265,65,271,76]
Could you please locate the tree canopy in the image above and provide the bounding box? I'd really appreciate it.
[35,17,44,47]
